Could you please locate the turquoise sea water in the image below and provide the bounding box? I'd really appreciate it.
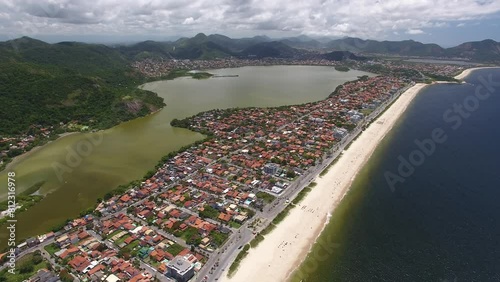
[292,68,500,282]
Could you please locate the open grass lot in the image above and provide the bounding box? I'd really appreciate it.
[43,243,61,256]
[118,240,140,258]
[229,221,242,229]
[166,243,185,256]
[105,229,123,240]
[256,191,276,204]
[0,252,49,282]
[114,234,131,246]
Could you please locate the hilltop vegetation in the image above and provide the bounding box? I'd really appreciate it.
[324,37,500,62]
[239,41,304,58]
[0,37,164,135]
[118,33,271,61]
[446,39,500,61]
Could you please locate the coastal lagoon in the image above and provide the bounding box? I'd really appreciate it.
[292,68,500,281]
[0,65,373,249]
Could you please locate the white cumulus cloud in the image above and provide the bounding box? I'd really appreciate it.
[0,0,499,40]
[406,29,425,35]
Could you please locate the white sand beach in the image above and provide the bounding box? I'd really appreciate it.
[221,82,428,282]
[454,66,499,80]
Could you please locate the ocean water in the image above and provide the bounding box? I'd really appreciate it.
[291,68,500,282]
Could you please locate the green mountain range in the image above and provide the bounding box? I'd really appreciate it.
[118,33,363,60]
[325,38,445,57]
[118,33,273,60]
[1,34,498,135]
[446,39,500,61]
[324,37,500,61]
[239,41,305,58]
[118,33,500,62]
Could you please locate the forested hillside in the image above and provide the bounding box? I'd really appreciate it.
[0,37,164,135]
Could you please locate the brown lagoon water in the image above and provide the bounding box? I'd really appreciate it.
[0,65,373,249]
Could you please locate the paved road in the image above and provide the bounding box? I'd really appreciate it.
[0,236,56,272]
[195,224,254,282]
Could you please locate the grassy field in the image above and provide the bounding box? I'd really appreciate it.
[249,234,265,248]
[0,252,49,282]
[256,191,276,204]
[43,243,61,256]
[114,234,131,246]
[166,243,185,256]
[292,187,313,205]
[260,224,276,236]
[229,221,242,229]
[227,244,250,277]
[104,229,123,240]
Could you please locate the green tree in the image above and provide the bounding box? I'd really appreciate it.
[19,262,34,274]
[103,192,113,201]
[33,253,43,264]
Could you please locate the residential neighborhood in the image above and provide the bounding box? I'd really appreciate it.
[0,61,467,282]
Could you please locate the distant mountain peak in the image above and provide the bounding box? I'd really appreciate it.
[252,35,271,41]
[208,34,230,39]
[194,33,207,39]
[7,36,48,45]
[240,40,302,58]
[2,36,49,51]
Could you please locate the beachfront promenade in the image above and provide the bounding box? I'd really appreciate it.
[199,83,414,282]
[223,82,427,282]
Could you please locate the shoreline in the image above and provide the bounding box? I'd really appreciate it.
[1,131,80,173]
[222,82,428,282]
[454,66,500,80]
[1,106,165,174]
[0,66,486,174]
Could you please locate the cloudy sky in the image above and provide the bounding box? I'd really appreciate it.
[0,0,499,46]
